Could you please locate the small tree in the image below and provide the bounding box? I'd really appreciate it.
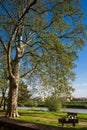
[0,56,9,110]
[18,81,31,105]
[46,96,61,111]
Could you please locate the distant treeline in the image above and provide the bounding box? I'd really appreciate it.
[62,101,87,109]
[18,100,87,109]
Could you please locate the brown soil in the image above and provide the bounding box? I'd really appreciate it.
[79,122,87,126]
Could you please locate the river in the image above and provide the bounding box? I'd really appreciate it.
[61,108,87,114]
[18,107,87,114]
[18,107,49,111]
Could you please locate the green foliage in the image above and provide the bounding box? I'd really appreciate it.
[18,81,31,104]
[18,100,38,107]
[46,96,62,111]
[62,101,87,108]
[24,100,38,107]
[37,101,46,107]
[0,58,9,108]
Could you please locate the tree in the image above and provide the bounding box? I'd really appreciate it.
[0,0,86,117]
[18,81,31,104]
[0,69,8,110]
[0,53,8,110]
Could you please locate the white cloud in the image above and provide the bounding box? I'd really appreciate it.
[73,82,87,88]
[72,82,87,98]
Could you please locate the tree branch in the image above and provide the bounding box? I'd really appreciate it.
[6,0,37,78]
[20,64,38,78]
[0,0,15,24]
[7,26,19,78]
[31,1,58,15]
[58,30,82,39]
[0,37,7,53]
[19,0,37,22]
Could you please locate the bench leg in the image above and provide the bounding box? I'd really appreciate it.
[62,119,64,127]
[62,122,64,127]
[73,122,75,126]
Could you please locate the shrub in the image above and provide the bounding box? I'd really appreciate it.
[37,101,46,107]
[24,100,38,107]
[46,96,61,111]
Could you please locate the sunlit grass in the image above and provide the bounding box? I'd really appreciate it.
[16,109,87,129]
[0,108,87,129]
[18,109,66,119]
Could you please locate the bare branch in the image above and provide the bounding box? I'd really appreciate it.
[19,0,37,21]
[43,20,54,30]
[0,37,7,53]
[20,64,38,78]
[0,0,15,25]
[31,1,59,14]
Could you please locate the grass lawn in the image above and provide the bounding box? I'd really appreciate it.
[17,109,87,129]
[0,108,87,129]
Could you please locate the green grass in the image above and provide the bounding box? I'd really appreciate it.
[0,108,87,129]
[16,109,87,129]
[17,110,66,126]
[19,109,66,118]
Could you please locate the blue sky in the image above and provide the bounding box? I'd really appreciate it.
[72,0,87,98]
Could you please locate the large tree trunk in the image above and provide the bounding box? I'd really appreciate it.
[6,61,20,117]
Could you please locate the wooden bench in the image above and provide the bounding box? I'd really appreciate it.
[58,112,79,126]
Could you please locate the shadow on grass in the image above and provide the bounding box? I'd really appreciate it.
[74,127,87,130]
[0,109,6,116]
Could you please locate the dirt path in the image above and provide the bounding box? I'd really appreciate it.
[79,122,87,126]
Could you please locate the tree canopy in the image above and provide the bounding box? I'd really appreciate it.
[0,0,86,117]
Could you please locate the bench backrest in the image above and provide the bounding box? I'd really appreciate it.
[67,112,77,118]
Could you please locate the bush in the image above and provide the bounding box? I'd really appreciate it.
[37,101,46,107]
[23,100,38,107]
[46,96,61,111]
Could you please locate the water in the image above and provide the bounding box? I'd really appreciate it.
[18,107,49,111]
[18,107,87,114]
[61,108,87,114]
